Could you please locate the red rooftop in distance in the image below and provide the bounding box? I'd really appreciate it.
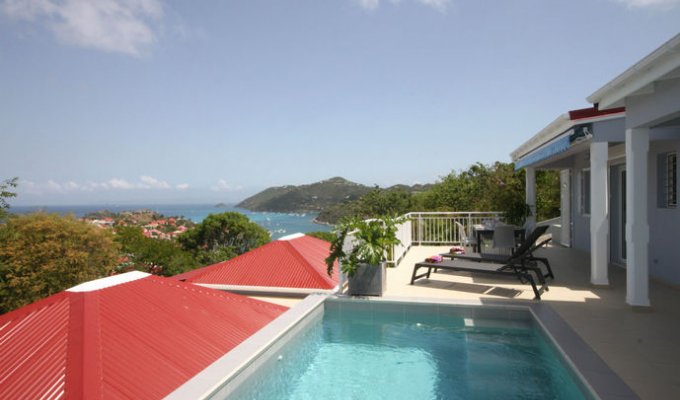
[175,233,339,294]
[0,271,287,399]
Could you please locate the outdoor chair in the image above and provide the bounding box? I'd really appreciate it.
[441,225,554,281]
[492,224,516,255]
[454,221,477,250]
[411,258,548,300]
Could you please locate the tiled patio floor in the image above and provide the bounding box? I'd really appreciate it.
[384,245,680,399]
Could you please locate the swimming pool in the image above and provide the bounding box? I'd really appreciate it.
[167,296,635,399]
[229,299,588,399]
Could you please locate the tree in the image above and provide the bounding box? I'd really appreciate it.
[417,162,561,225]
[0,212,119,313]
[536,170,561,221]
[357,187,415,218]
[417,162,529,224]
[0,177,18,221]
[178,212,270,264]
[306,231,336,242]
[114,226,197,276]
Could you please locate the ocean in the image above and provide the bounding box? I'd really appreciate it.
[9,204,332,240]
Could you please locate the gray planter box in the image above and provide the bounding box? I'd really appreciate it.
[347,262,386,296]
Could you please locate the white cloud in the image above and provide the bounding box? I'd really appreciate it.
[46,180,63,192]
[1,0,164,56]
[20,180,42,195]
[139,175,170,189]
[18,176,193,194]
[613,0,680,7]
[64,181,80,190]
[211,179,242,192]
[357,0,380,10]
[356,0,451,11]
[108,178,136,189]
[415,0,450,12]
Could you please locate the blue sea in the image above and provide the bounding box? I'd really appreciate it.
[9,204,332,240]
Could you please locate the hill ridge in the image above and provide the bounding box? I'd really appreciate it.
[236,177,372,213]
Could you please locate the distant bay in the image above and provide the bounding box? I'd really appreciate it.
[9,204,332,240]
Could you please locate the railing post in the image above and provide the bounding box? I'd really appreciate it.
[467,213,472,238]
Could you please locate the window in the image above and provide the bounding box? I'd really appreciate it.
[580,168,591,215]
[666,152,677,208]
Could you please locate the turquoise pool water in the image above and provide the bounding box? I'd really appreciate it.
[230,302,588,400]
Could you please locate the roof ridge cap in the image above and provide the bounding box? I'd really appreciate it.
[65,291,103,398]
[282,240,334,288]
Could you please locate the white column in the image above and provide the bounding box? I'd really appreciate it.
[525,167,536,231]
[590,142,609,286]
[625,128,650,307]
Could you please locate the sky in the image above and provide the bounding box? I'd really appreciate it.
[2,0,680,206]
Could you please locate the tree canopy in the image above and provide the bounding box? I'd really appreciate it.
[0,213,119,313]
[306,231,335,242]
[178,212,271,264]
[114,226,197,276]
[418,162,559,224]
[317,162,560,225]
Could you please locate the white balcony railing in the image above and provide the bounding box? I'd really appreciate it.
[387,211,504,266]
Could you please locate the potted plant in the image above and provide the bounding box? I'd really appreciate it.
[325,216,402,296]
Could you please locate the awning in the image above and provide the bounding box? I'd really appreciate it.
[514,124,592,170]
[514,135,570,170]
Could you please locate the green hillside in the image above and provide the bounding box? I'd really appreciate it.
[236,177,372,213]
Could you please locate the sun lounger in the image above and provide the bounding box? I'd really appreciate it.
[442,225,554,281]
[410,258,548,300]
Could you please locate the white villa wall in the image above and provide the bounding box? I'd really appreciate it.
[571,154,591,252]
[592,118,626,142]
[562,139,679,285]
[626,78,680,128]
[648,139,680,285]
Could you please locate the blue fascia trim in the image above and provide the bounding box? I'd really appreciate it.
[514,135,572,170]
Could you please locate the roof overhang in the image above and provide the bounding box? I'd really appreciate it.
[194,283,339,297]
[513,131,575,170]
[511,109,624,169]
[587,33,680,109]
[511,113,571,162]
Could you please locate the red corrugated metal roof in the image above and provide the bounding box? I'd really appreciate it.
[175,234,338,289]
[0,272,287,399]
[568,106,625,120]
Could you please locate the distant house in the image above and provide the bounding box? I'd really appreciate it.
[175,233,339,297]
[88,218,115,228]
[0,271,287,399]
[511,33,680,307]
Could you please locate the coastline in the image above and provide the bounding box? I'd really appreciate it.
[9,204,331,239]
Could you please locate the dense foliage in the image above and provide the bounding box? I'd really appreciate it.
[318,162,560,225]
[418,162,529,224]
[178,212,271,265]
[536,170,561,222]
[0,213,119,313]
[306,231,336,242]
[317,186,417,223]
[115,226,197,276]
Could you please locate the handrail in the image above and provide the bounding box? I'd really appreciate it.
[387,211,504,266]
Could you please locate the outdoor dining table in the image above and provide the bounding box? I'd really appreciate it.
[472,224,525,253]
